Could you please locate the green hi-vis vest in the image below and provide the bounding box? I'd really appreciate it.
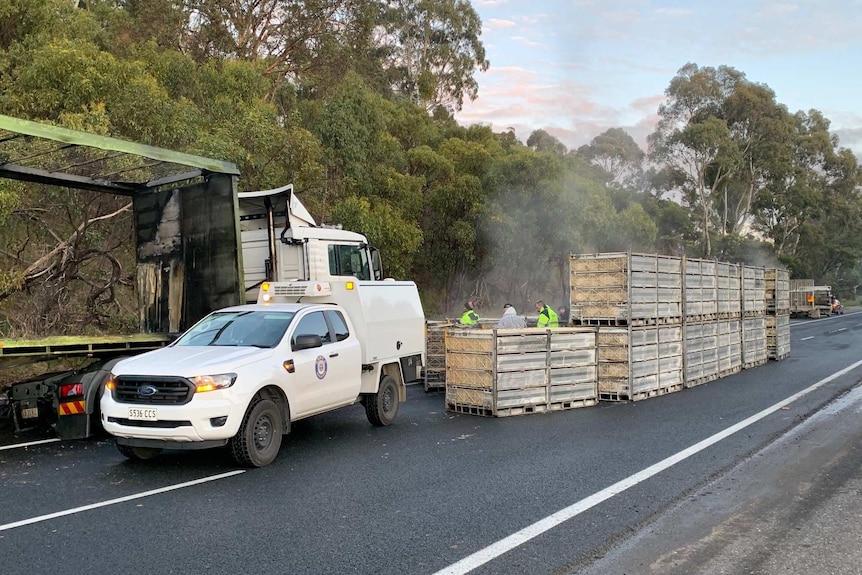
[461,310,479,325]
[537,305,559,328]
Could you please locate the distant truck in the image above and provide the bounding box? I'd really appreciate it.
[101,280,425,467]
[0,115,390,442]
[789,284,834,318]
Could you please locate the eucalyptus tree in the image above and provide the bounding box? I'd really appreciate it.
[648,63,746,256]
[575,127,646,190]
[375,0,488,111]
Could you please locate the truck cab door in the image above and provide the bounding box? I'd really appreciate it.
[287,310,361,418]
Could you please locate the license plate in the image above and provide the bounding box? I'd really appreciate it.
[21,407,39,419]
[128,407,158,421]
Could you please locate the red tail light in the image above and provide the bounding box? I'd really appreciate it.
[59,383,84,398]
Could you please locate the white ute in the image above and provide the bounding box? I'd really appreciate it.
[101,280,425,467]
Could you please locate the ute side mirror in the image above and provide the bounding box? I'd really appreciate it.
[292,334,323,351]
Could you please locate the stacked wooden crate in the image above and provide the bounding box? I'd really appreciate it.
[740,265,768,368]
[765,268,791,360]
[569,252,684,402]
[596,325,684,401]
[683,258,744,388]
[444,328,597,417]
[716,262,742,317]
[569,253,683,325]
[423,321,452,391]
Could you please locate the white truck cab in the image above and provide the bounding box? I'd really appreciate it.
[239,184,384,303]
[101,280,425,467]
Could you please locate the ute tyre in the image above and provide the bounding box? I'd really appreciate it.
[229,398,283,468]
[366,375,399,427]
[117,442,162,461]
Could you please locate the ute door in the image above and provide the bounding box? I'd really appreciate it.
[288,310,361,417]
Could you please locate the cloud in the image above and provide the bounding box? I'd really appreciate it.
[487,18,516,29]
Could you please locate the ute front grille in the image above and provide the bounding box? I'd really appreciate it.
[113,376,194,405]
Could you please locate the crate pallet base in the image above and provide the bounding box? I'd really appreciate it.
[684,373,721,388]
[446,399,595,418]
[767,308,791,315]
[599,383,684,402]
[742,310,766,317]
[743,358,768,369]
[424,380,445,392]
[685,313,718,323]
[716,312,742,319]
[574,316,683,327]
[769,352,790,361]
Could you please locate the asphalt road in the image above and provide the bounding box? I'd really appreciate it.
[1,312,861,575]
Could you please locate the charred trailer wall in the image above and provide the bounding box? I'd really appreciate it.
[134,173,242,333]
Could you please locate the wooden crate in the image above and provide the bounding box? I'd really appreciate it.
[683,257,718,318]
[684,318,742,387]
[742,316,768,367]
[444,327,597,416]
[766,314,791,360]
[424,321,454,391]
[596,324,684,401]
[569,252,682,324]
[716,262,742,316]
[764,269,791,313]
[741,265,766,316]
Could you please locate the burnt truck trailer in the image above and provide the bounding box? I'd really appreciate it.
[0,114,245,440]
[0,115,389,441]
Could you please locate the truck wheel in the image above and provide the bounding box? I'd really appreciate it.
[229,398,283,468]
[117,442,162,461]
[365,375,399,427]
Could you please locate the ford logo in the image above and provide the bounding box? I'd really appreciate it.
[137,385,158,396]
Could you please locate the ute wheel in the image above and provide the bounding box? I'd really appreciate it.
[365,375,399,427]
[229,398,283,468]
[117,442,162,461]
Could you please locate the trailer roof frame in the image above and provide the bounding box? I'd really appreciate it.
[0,114,239,195]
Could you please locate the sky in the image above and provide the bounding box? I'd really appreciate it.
[454,0,862,157]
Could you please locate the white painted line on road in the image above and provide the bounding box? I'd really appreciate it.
[800,336,814,341]
[0,438,61,451]
[0,470,246,532]
[828,328,848,334]
[434,358,862,575]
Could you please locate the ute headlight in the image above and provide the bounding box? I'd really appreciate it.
[193,373,238,393]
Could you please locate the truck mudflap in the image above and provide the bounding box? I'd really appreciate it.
[56,401,89,440]
[116,437,229,450]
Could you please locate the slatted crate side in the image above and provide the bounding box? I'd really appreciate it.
[445,368,492,389]
[495,387,549,408]
[549,348,596,368]
[570,271,628,288]
[549,329,596,351]
[549,382,597,404]
[764,269,791,312]
[599,377,630,399]
[495,333,549,354]
[445,330,495,353]
[741,316,767,365]
[570,252,630,272]
[550,365,597,386]
[571,286,628,303]
[446,386,492,408]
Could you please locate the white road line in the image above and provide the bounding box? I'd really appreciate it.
[829,328,848,334]
[0,470,246,532]
[800,336,814,341]
[433,359,862,575]
[0,438,61,451]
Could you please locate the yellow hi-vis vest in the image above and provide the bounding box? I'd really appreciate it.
[537,305,559,328]
[460,310,479,325]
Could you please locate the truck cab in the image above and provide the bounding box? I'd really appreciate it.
[101,280,424,467]
[239,184,384,303]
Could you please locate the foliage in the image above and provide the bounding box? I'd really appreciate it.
[0,2,860,335]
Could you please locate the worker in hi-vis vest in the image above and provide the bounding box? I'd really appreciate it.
[535,300,559,328]
[460,301,479,325]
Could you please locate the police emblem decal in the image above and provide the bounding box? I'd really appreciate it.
[315,355,328,379]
